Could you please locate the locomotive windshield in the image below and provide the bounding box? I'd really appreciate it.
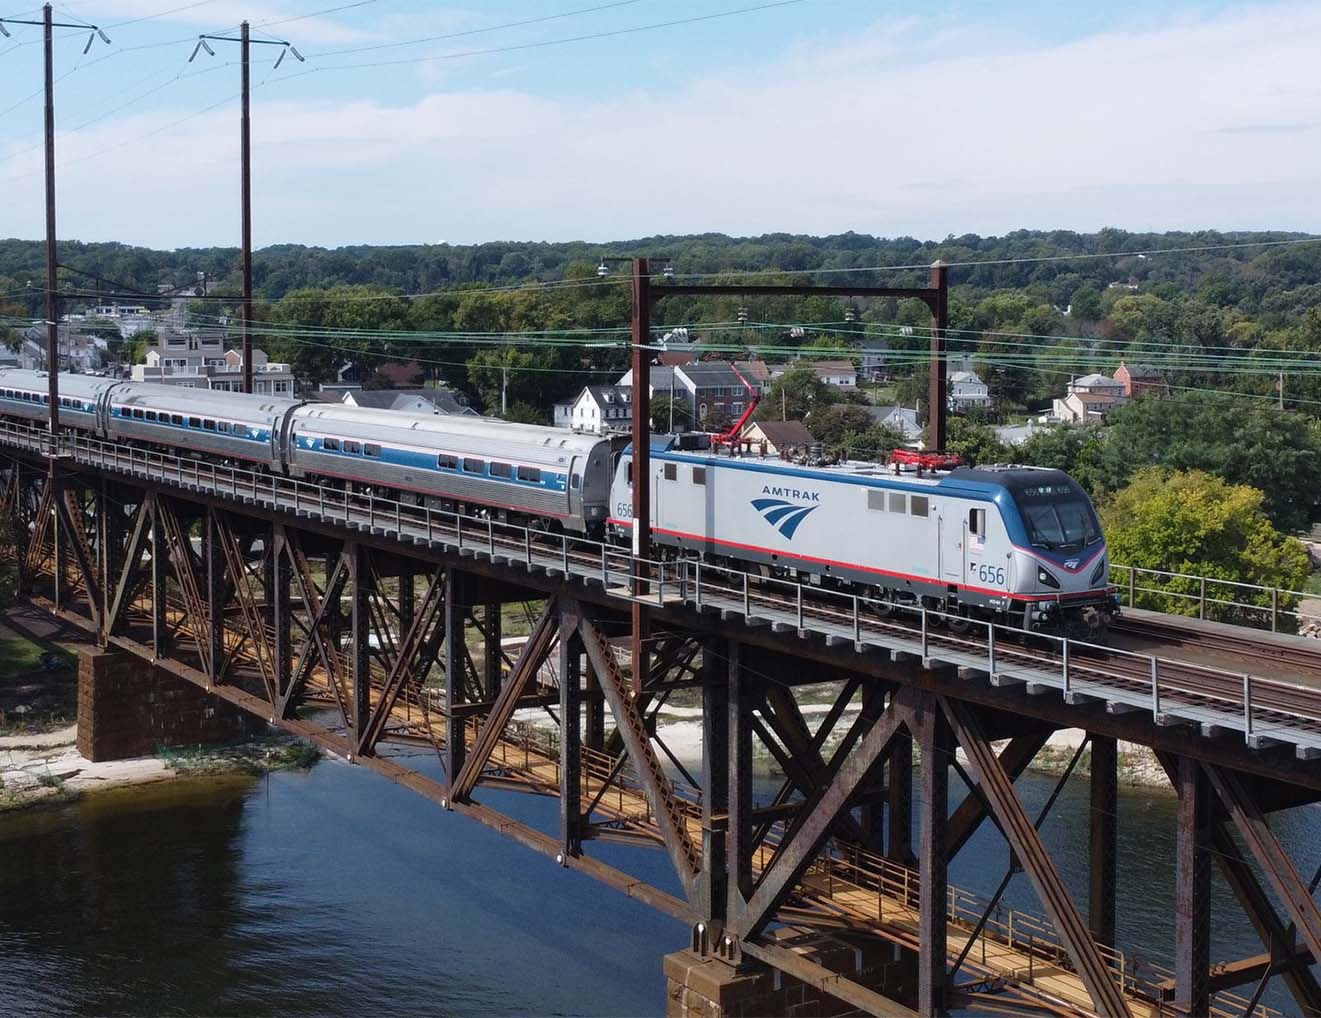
[1014,482,1102,552]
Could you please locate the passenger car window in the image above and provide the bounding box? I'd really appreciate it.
[462,458,484,474]
[516,466,541,483]
[364,444,381,458]
[489,462,512,478]
[188,417,201,428]
[324,438,341,451]
[344,441,361,454]
[437,453,457,469]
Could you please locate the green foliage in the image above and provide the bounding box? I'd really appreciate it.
[756,364,835,421]
[1102,469,1312,629]
[943,418,1013,466]
[1016,425,1105,492]
[1091,392,1321,532]
[650,395,693,433]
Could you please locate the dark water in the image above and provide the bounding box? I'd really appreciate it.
[1,752,1316,1016]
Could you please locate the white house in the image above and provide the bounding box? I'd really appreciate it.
[132,338,294,395]
[948,370,992,411]
[863,405,923,443]
[565,385,633,434]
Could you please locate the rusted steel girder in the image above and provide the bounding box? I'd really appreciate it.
[1089,734,1118,949]
[1173,755,1211,1017]
[358,565,448,758]
[943,730,1052,858]
[451,596,558,801]
[558,604,583,858]
[282,547,349,723]
[915,692,948,1018]
[579,607,700,903]
[737,688,911,941]
[940,696,1132,1018]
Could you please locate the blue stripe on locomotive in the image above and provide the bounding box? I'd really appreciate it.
[297,434,568,492]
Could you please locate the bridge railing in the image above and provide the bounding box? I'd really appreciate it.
[2,419,1319,752]
[1112,564,1319,634]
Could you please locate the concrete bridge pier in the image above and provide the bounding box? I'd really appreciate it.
[76,645,257,762]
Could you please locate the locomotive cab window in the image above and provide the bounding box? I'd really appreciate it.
[910,496,929,518]
[969,508,986,536]
[462,457,484,474]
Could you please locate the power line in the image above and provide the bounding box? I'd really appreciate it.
[303,0,651,58]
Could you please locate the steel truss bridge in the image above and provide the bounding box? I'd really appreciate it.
[5,418,1321,1018]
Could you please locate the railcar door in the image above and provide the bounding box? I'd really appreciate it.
[965,507,987,587]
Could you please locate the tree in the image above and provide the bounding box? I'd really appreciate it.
[1101,469,1311,630]
[700,407,733,433]
[650,395,693,433]
[943,417,1012,466]
[1093,392,1321,532]
[1016,425,1105,493]
[756,364,834,421]
[807,404,876,451]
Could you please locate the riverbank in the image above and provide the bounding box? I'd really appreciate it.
[0,725,322,813]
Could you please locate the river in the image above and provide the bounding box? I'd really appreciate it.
[0,748,1313,1016]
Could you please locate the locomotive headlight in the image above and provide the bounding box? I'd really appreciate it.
[1090,557,1107,586]
[1037,566,1061,590]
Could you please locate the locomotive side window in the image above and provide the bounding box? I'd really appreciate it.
[462,457,484,474]
[324,438,341,451]
[663,463,677,481]
[888,492,906,514]
[910,496,929,518]
[969,508,985,536]
[692,467,706,485]
[489,461,512,478]
[867,490,885,511]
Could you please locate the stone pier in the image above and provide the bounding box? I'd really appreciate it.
[76,647,256,762]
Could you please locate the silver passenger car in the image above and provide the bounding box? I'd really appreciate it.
[287,404,616,532]
[105,383,301,468]
[0,369,116,430]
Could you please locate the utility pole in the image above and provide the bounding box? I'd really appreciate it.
[0,7,111,435]
[1279,370,1285,411]
[928,260,949,452]
[190,25,303,394]
[630,257,652,696]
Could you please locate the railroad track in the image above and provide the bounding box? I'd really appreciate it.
[1111,614,1321,682]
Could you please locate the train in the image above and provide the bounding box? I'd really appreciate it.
[0,368,1118,633]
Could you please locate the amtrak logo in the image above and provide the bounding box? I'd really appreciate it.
[751,497,819,540]
[1064,558,1079,570]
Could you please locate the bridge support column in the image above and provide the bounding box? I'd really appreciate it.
[697,638,728,935]
[584,661,604,752]
[559,603,583,858]
[76,646,254,762]
[483,603,502,699]
[443,567,473,784]
[1089,733,1118,948]
[1174,755,1211,1016]
[887,720,913,866]
[915,695,949,1018]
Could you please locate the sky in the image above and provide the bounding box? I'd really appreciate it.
[0,0,1317,250]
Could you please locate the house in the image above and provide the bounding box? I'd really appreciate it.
[995,419,1042,447]
[553,399,576,429]
[1114,361,1166,398]
[1053,390,1119,424]
[131,338,295,395]
[617,365,683,398]
[370,361,425,389]
[741,420,818,457]
[863,405,923,443]
[1068,372,1127,400]
[674,361,755,426]
[563,385,633,434]
[656,328,700,366]
[20,325,106,373]
[806,360,858,389]
[948,370,992,412]
[342,387,476,415]
[733,360,772,393]
[859,337,890,382]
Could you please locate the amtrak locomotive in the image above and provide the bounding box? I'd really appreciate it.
[0,369,1116,632]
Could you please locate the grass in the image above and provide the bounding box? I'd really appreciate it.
[0,635,73,682]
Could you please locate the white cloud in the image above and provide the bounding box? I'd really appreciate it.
[7,2,1321,247]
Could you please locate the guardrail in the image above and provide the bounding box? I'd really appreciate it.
[2,419,1320,754]
[1113,564,1320,634]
